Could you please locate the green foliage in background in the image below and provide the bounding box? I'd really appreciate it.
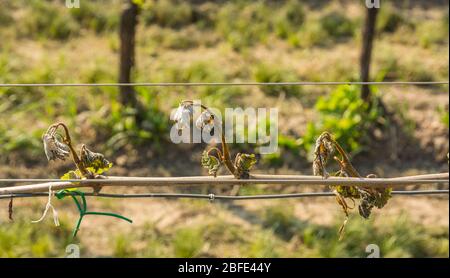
[113,234,135,257]
[20,0,80,40]
[252,63,302,97]
[216,1,272,50]
[298,214,449,257]
[142,0,193,28]
[215,0,309,50]
[439,108,449,127]
[173,228,204,257]
[257,205,449,258]
[417,14,449,48]
[0,2,13,27]
[3,0,119,40]
[2,209,445,258]
[94,93,169,154]
[151,61,243,105]
[0,126,42,160]
[273,0,306,39]
[290,20,328,48]
[69,1,119,34]
[320,11,355,39]
[0,217,73,257]
[301,85,384,156]
[377,2,410,33]
[443,113,449,127]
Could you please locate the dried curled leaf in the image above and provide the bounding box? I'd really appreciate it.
[201,150,222,177]
[358,188,392,219]
[335,185,360,199]
[313,132,334,177]
[80,145,112,175]
[172,103,193,131]
[195,111,215,133]
[42,133,70,161]
[234,153,257,179]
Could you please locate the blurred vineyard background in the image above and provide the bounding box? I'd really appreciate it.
[0,0,448,257]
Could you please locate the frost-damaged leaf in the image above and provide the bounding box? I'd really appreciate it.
[335,185,360,199]
[234,153,257,179]
[375,188,392,208]
[80,145,112,175]
[201,151,222,177]
[358,188,392,219]
[313,132,334,177]
[195,110,215,134]
[172,103,193,131]
[42,133,70,161]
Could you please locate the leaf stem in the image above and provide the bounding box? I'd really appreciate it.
[52,122,90,177]
[330,137,360,178]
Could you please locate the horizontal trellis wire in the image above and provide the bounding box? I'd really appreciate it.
[0,81,448,87]
[0,189,448,201]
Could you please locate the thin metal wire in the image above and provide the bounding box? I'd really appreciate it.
[0,190,447,200]
[0,81,448,87]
